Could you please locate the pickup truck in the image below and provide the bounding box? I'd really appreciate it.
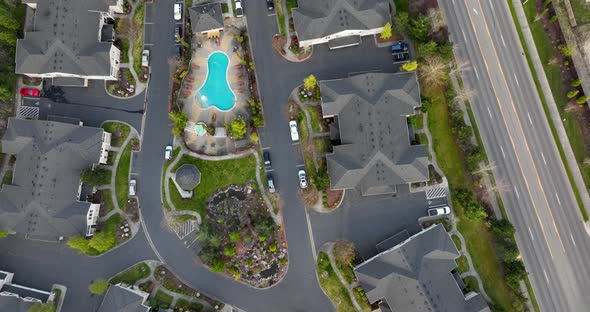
[428,206,450,217]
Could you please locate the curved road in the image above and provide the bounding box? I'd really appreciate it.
[440,0,590,310]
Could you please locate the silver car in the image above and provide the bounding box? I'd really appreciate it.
[298,170,308,189]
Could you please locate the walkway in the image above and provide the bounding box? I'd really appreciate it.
[322,243,363,312]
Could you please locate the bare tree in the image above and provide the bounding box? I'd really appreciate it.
[450,58,471,76]
[488,178,511,194]
[474,161,497,175]
[333,241,357,265]
[454,87,477,104]
[419,56,448,89]
[428,8,446,34]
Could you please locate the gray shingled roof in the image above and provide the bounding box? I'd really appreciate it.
[16,0,118,77]
[0,118,105,240]
[189,2,224,34]
[0,296,35,312]
[175,164,201,191]
[97,285,150,312]
[320,72,429,196]
[292,0,391,42]
[354,225,490,312]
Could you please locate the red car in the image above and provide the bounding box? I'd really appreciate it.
[20,88,40,97]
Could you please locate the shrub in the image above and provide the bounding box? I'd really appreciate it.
[211,257,225,272]
[229,231,241,242]
[548,15,558,23]
[567,90,579,98]
[304,74,317,91]
[401,61,418,72]
[312,167,330,191]
[0,230,7,239]
[88,279,109,295]
[571,79,583,87]
[169,111,188,137]
[380,22,392,40]
[576,95,590,105]
[333,241,356,265]
[230,118,247,139]
[81,168,111,186]
[558,44,574,57]
[249,132,259,145]
[224,245,236,257]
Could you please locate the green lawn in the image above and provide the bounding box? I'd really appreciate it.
[276,0,286,36]
[316,252,356,312]
[426,85,514,310]
[297,109,310,142]
[132,3,145,75]
[162,147,181,211]
[463,276,480,293]
[2,170,12,186]
[120,38,130,63]
[451,234,462,251]
[570,0,590,25]
[408,114,424,130]
[335,259,355,285]
[456,255,469,274]
[115,144,132,209]
[102,122,130,147]
[175,298,204,311]
[306,105,322,132]
[150,290,173,310]
[170,154,257,216]
[109,262,151,285]
[286,0,298,14]
[102,189,115,213]
[67,213,122,255]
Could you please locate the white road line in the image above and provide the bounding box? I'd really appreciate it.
[514,73,520,86]
[452,0,455,4]
[514,186,520,198]
[261,146,271,150]
[527,112,533,125]
[500,34,506,47]
[265,168,275,172]
[144,43,155,46]
[528,227,534,241]
[487,106,493,118]
[500,146,506,158]
[144,22,154,25]
[571,233,577,247]
[292,142,300,146]
[556,193,561,206]
[296,164,305,168]
[541,152,547,165]
[473,8,479,15]
[461,29,467,41]
[543,269,550,283]
[474,66,480,80]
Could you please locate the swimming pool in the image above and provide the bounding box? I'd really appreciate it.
[196,52,235,111]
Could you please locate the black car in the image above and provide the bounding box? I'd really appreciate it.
[267,173,276,193]
[393,52,410,63]
[263,151,271,167]
[174,25,182,43]
[266,0,274,10]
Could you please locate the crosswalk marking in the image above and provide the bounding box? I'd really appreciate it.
[173,220,197,240]
[426,187,447,200]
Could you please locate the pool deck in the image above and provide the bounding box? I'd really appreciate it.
[178,26,252,155]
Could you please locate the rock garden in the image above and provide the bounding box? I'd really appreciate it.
[196,183,288,288]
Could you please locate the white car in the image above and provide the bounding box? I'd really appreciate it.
[289,120,299,142]
[165,145,173,160]
[298,170,308,189]
[174,3,182,21]
[428,206,450,217]
[141,49,149,67]
[129,179,137,196]
[235,0,244,17]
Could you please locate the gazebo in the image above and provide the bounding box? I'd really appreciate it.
[173,164,201,198]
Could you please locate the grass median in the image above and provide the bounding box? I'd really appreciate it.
[115,143,132,209]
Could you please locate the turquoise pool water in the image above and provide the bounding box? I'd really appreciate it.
[196,52,235,111]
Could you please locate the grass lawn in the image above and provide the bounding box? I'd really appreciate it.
[335,259,355,285]
[297,109,310,142]
[109,262,150,285]
[115,144,132,209]
[2,170,12,186]
[408,114,424,130]
[570,0,590,25]
[150,290,173,310]
[170,154,257,216]
[102,189,115,213]
[162,147,181,211]
[306,105,322,132]
[451,234,462,251]
[102,122,130,147]
[463,276,480,293]
[456,255,469,274]
[316,252,356,312]
[120,38,130,63]
[425,85,514,310]
[286,0,298,14]
[132,3,145,75]
[175,298,203,311]
[276,0,286,36]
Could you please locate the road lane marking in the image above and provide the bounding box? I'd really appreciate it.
[489,0,495,10]
[500,34,506,47]
[461,29,466,41]
[144,22,154,25]
[473,8,479,15]
[528,227,534,241]
[541,152,547,165]
[571,233,577,247]
[514,73,520,86]
[487,106,493,118]
[473,67,480,80]
[556,193,561,206]
[500,146,506,158]
[543,269,550,283]
[514,186,519,198]
[527,112,533,125]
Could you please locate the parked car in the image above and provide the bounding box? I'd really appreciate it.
[298,170,308,189]
[391,41,408,53]
[263,151,271,167]
[174,3,182,21]
[289,120,299,142]
[20,88,40,97]
[129,179,137,196]
[165,145,173,160]
[393,52,410,63]
[235,0,244,17]
[266,0,274,10]
[174,25,182,43]
[175,45,182,57]
[267,173,276,193]
[141,49,150,67]
[428,206,450,217]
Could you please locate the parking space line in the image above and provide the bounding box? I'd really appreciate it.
[261,147,271,150]
[265,168,275,173]
[144,43,155,46]
[296,164,305,168]
[292,142,301,146]
[144,22,154,25]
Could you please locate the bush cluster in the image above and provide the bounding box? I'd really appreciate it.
[248,98,264,128]
[447,102,485,172]
[490,219,527,291]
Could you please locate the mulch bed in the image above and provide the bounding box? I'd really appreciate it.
[326,189,344,208]
[125,198,140,222]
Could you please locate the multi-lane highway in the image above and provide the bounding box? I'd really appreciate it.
[440,0,590,310]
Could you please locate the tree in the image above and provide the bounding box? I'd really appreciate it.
[407,15,430,42]
[0,9,20,31]
[419,56,447,88]
[312,167,330,191]
[504,260,527,288]
[229,231,241,242]
[230,118,246,139]
[393,12,410,35]
[427,8,445,34]
[416,41,438,60]
[27,302,56,312]
[249,132,259,145]
[88,279,109,295]
[380,22,392,40]
[0,30,17,47]
[211,257,225,272]
[463,201,487,220]
[303,74,317,91]
[453,87,476,104]
[567,90,580,98]
[80,168,110,186]
[401,61,418,72]
[333,241,356,265]
[0,230,7,239]
[558,44,574,57]
[571,79,583,87]
[491,219,516,238]
[88,231,116,253]
[169,111,188,137]
[224,245,236,257]
[576,95,590,105]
